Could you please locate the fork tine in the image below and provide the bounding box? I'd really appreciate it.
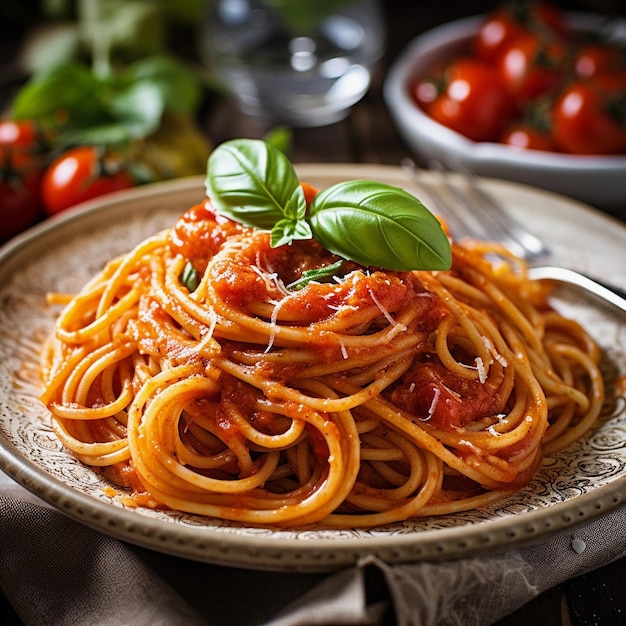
[401,158,526,257]
[401,159,626,314]
[427,160,518,245]
[400,159,478,241]
[401,158,550,263]
[454,165,551,262]
[425,161,493,240]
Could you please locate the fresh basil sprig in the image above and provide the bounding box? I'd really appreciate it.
[12,55,201,149]
[287,260,345,291]
[206,139,451,272]
[205,138,305,231]
[180,260,200,293]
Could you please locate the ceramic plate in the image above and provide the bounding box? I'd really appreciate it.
[1,165,625,572]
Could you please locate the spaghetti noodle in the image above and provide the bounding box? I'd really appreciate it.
[40,197,604,528]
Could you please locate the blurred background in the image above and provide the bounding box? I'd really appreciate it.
[1,0,625,233]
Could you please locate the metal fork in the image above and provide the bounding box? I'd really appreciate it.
[401,158,626,315]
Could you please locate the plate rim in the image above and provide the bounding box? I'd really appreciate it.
[1,165,625,572]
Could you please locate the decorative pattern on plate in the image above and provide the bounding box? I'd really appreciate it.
[1,171,625,571]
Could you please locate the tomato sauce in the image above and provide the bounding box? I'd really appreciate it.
[391,361,506,430]
[170,201,245,272]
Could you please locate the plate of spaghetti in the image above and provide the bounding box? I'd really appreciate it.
[1,142,625,572]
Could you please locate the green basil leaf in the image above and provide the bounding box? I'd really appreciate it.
[58,123,135,147]
[11,63,102,123]
[11,61,167,148]
[119,55,201,116]
[205,139,301,230]
[308,180,452,271]
[271,217,312,248]
[37,81,165,148]
[179,261,200,292]
[108,81,164,138]
[287,260,344,290]
[262,126,292,155]
[283,185,307,221]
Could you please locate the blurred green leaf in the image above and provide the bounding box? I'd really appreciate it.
[18,23,81,74]
[79,0,166,59]
[11,62,102,121]
[11,57,179,149]
[263,126,293,156]
[120,55,202,116]
[108,81,165,136]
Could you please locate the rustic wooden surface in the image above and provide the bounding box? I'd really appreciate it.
[2,1,626,624]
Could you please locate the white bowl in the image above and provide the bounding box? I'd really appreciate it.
[383,13,626,212]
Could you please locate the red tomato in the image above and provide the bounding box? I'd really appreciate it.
[593,71,626,93]
[428,58,516,141]
[411,75,441,112]
[498,32,567,102]
[500,123,556,151]
[0,120,47,242]
[552,79,626,154]
[475,2,567,62]
[42,146,135,216]
[410,61,447,113]
[529,2,567,38]
[574,43,625,79]
[475,10,526,62]
[0,120,44,169]
[0,171,43,242]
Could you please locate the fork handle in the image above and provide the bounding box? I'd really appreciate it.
[528,266,626,314]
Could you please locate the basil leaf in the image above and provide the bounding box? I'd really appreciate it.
[283,184,307,221]
[287,260,345,290]
[179,261,200,292]
[206,139,302,230]
[108,81,164,138]
[119,55,201,116]
[11,63,102,123]
[58,80,165,147]
[263,126,292,155]
[308,180,452,271]
[271,218,313,248]
[11,62,166,148]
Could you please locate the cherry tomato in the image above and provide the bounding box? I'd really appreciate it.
[428,58,516,141]
[410,61,448,113]
[574,43,626,79]
[551,79,626,155]
[411,75,441,113]
[475,2,567,63]
[42,146,135,216]
[475,10,526,62]
[528,2,567,38]
[500,122,556,151]
[0,120,47,242]
[0,171,43,243]
[498,32,567,102]
[593,71,626,93]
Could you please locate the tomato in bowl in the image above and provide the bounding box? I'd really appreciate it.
[383,11,626,212]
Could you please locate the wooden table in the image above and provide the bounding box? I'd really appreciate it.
[1,1,625,624]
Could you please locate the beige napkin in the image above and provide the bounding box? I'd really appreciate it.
[2,469,625,626]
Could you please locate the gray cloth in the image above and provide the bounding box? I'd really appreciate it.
[2,470,625,626]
